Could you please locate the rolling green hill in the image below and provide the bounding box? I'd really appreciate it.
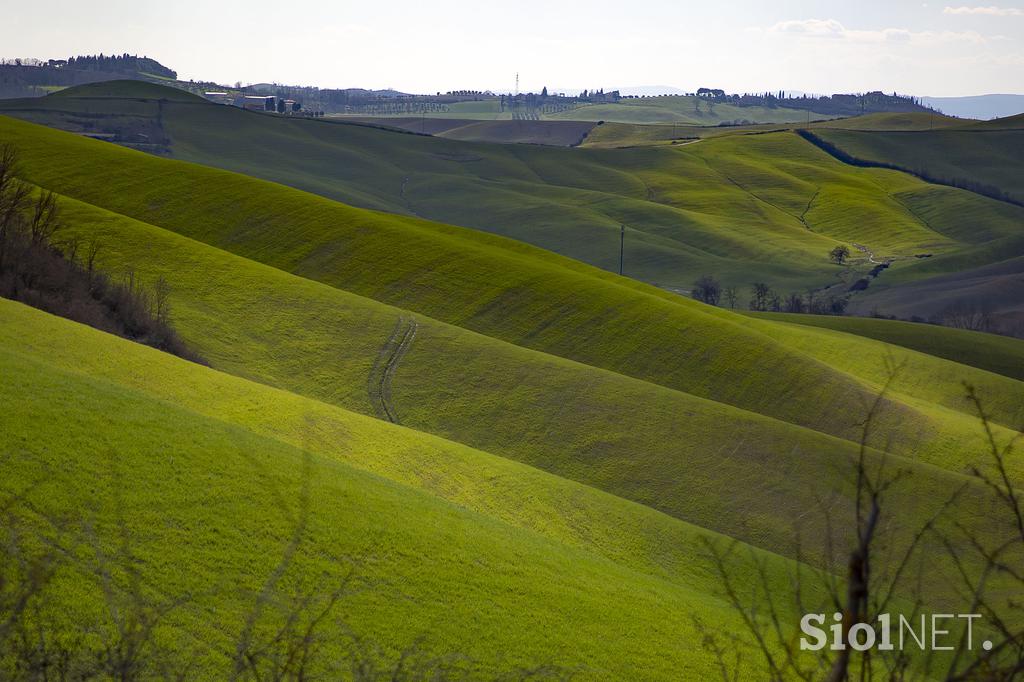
[579,112,965,149]
[798,119,1024,331]
[4,82,1022,307]
[806,125,1024,202]
[33,178,1015,568]
[3,297,792,679]
[810,124,1024,204]
[3,94,1022,677]
[349,117,598,146]
[547,95,833,125]
[48,78,206,102]
[4,113,1022,460]
[4,111,1021,520]
[751,312,1024,382]
[337,93,827,125]
[965,113,1024,130]
[809,111,965,131]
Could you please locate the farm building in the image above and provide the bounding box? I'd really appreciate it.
[240,95,276,111]
[203,91,231,104]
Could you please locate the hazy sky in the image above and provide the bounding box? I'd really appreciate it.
[4,1,1023,96]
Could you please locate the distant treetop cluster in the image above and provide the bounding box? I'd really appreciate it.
[0,53,176,80]
[691,87,932,116]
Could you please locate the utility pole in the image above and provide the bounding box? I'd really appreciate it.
[514,72,520,120]
[619,224,625,275]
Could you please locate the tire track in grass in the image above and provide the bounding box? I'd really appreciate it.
[399,176,421,217]
[367,316,418,424]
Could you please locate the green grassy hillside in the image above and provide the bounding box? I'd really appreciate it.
[965,113,1024,130]
[5,113,1022,466]
[3,297,791,678]
[547,95,829,125]
[810,111,965,131]
[48,78,206,102]
[751,312,1024,382]
[784,122,1024,332]
[3,92,1022,677]
[348,117,598,146]
[3,112,1021,554]
[811,127,1024,204]
[35,183,1017,573]
[3,84,1021,306]
[851,253,1024,334]
[338,93,822,125]
[580,112,964,149]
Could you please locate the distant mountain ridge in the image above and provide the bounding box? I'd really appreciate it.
[921,94,1024,120]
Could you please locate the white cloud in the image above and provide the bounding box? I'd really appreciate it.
[768,18,846,36]
[765,19,986,44]
[943,5,1024,15]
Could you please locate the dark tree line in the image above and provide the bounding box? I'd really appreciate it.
[693,89,932,116]
[691,274,848,315]
[0,144,202,363]
[61,54,176,79]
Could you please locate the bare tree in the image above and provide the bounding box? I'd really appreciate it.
[941,302,993,333]
[783,292,805,313]
[152,276,171,326]
[0,143,32,268]
[698,365,1024,681]
[939,384,1024,680]
[724,286,738,309]
[27,190,59,245]
[749,282,774,312]
[693,274,722,306]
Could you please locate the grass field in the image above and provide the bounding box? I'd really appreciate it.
[2,298,793,679]
[337,94,824,125]
[545,95,831,125]
[812,127,1024,204]
[6,114,1022,458]
[798,121,1024,329]
[346,117,598,146]
[3,93,1023,676]
[4,111,1022,497]
[580,112,965,149]
[3,82,1020,305]
[30,183,1016,569]
[751,312,1024,381]
[967,113,1024,130]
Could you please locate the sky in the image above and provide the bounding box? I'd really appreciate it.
[3,0,1023,96]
